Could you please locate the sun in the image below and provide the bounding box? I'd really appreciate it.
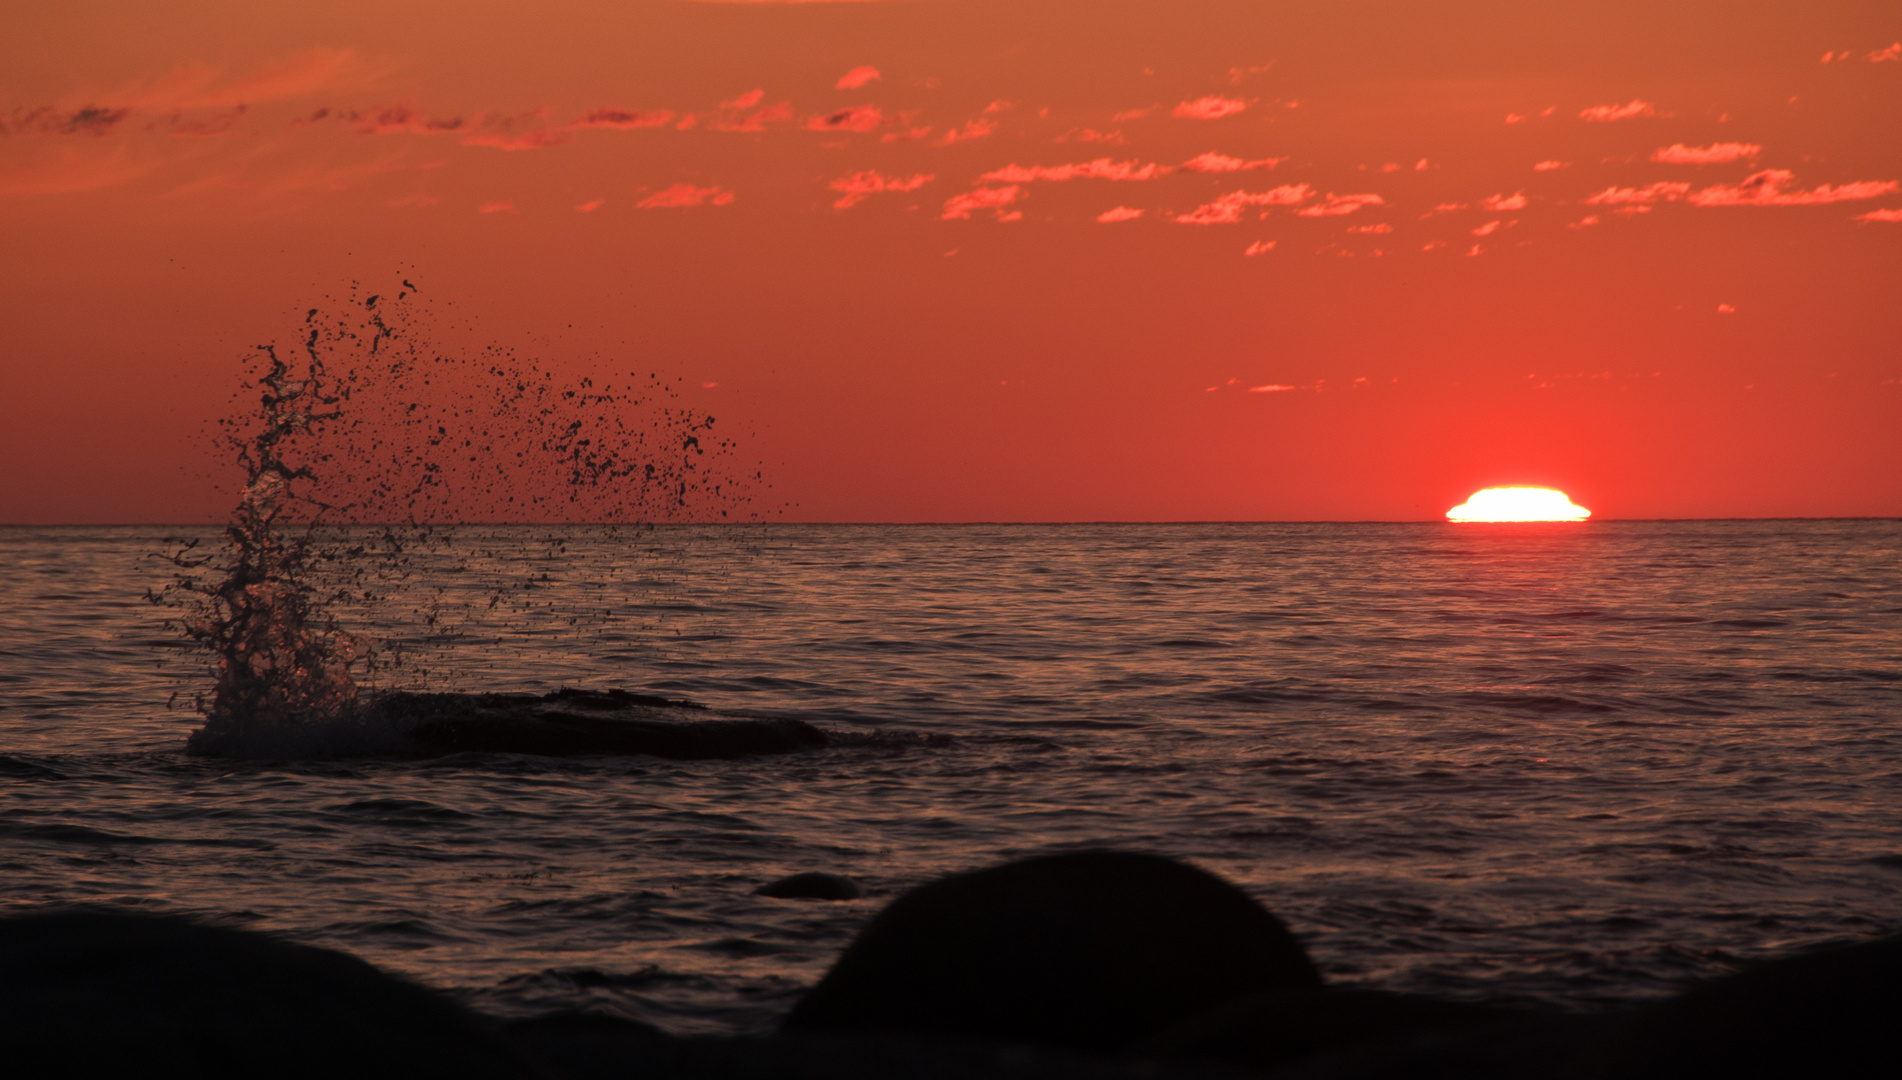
[1447,487,1591,522]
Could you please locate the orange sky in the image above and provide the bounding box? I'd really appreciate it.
[3,0,1898,522]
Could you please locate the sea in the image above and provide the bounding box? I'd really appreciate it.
[2,520,1899,1034]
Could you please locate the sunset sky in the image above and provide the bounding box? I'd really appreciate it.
[3,0,1898,523]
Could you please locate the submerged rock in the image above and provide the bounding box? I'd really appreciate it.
[782,850,1321,1054]
[185,687,830,760]
[757,872,863,900]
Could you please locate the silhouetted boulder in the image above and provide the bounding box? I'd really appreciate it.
[1594,932,1902,1080]
[0,910,535,1078]
[757,872,863,900]
[781,850,1320,1054]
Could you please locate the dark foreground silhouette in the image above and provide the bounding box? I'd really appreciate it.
[5,851,1896,1078]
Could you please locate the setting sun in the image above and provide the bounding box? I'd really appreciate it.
[1446,487,1592,522]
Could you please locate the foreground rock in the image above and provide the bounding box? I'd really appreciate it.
[0,911,535,1078]
[783,851,1322,1053]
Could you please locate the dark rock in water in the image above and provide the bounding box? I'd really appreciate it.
[0,910,536,1078]
[1592,932,1902,1080]
[781,850,1320,1054]
[757,872,863,900]
[387,688,828,759]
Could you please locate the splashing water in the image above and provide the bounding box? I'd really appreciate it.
[149,278,764,755]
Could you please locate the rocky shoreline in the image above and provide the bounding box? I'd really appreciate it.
[3,851,1892,1078]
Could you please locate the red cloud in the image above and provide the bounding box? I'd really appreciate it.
[1296,193,1384,216]
[837,66,881,90]
[829,169,934,209]
[1243,241,1276,256]
[573,108,676,130]
[355,104,465,135]
[1113,107,1153,121]
[980,158,1169,183]
[937,119,997,145]
[1172,97,1248,120]
[462,130,564,151]
[941,185,1021,220]
[713,101,793,133]
[721,89,764,110]
[1247,382,1293,391]
[478,200,516,214]
[807,105,882,133]
[1870,42,1901,62]
[1854,208,1902,222]
[1651,142,1760,164]
[1180,152,1284,173]
[1471,220,1500,236]
[1,105,133,136]
[1579,99,1657,122]
[1347,223,1392,234]
[1481,191,1526,211]
[1687,169,1899,206]
[1533,160,1569,171]
[1173,184,1313,224]
[1056,128,1124,144]
[1096,206,1144,222]
[575,199,605,212]
[1584,181,1691,205]
[638,183,735,209]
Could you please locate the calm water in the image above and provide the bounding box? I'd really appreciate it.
[2,521,1899,1032]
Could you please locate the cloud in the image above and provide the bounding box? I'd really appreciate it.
[1821,50,1853,63]
[808,105,882,133]
[1533,160,1569,171]
[1173,184,1312,224]
[1871,42,1901,62]
[1584,181,1691,205]
[979,158,1169,183]
[1113,107,1154,121]
[1172,97,1248,120]
[355,103,465,135]
[1481,191,1526,211]
[941,185,1021,220]
[837,66,881,90]
[462,129,565,151]
[1180,151,1283,173]
[478,200,517,214]
[829,168,933,209]
[1854,207,1902,222]
[0,145,151,195]
[1,105,133,137]
[1472,220,1500,236]
[1579,99,1658,122]
[1568,215,1601,228]
[722,89,765,110]
[1717,304,1736,313]
[1687,169,1899,206]
[1096,205,1143,222]
[573,108,676,130]
[638,183,736,208]
[1504,113,1525,124]
[1243,241,1276,256]
[713,100,793,132]
[937,118,997,145]
[1247,383,1293,391]
[1347,222,1391,234]
[1296,192,1384,216]
[1056,128,1124,144]
[575,199,605,212]
[1651,142,1761,164]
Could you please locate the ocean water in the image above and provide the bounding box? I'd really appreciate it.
[2,521,1899,1034]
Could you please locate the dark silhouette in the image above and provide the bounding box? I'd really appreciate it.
[781,850,1321,1052]
[757,872,864,900]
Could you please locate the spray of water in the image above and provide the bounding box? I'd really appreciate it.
[149,277,765,755]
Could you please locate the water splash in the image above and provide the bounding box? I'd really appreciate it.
[150,277,765,755]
